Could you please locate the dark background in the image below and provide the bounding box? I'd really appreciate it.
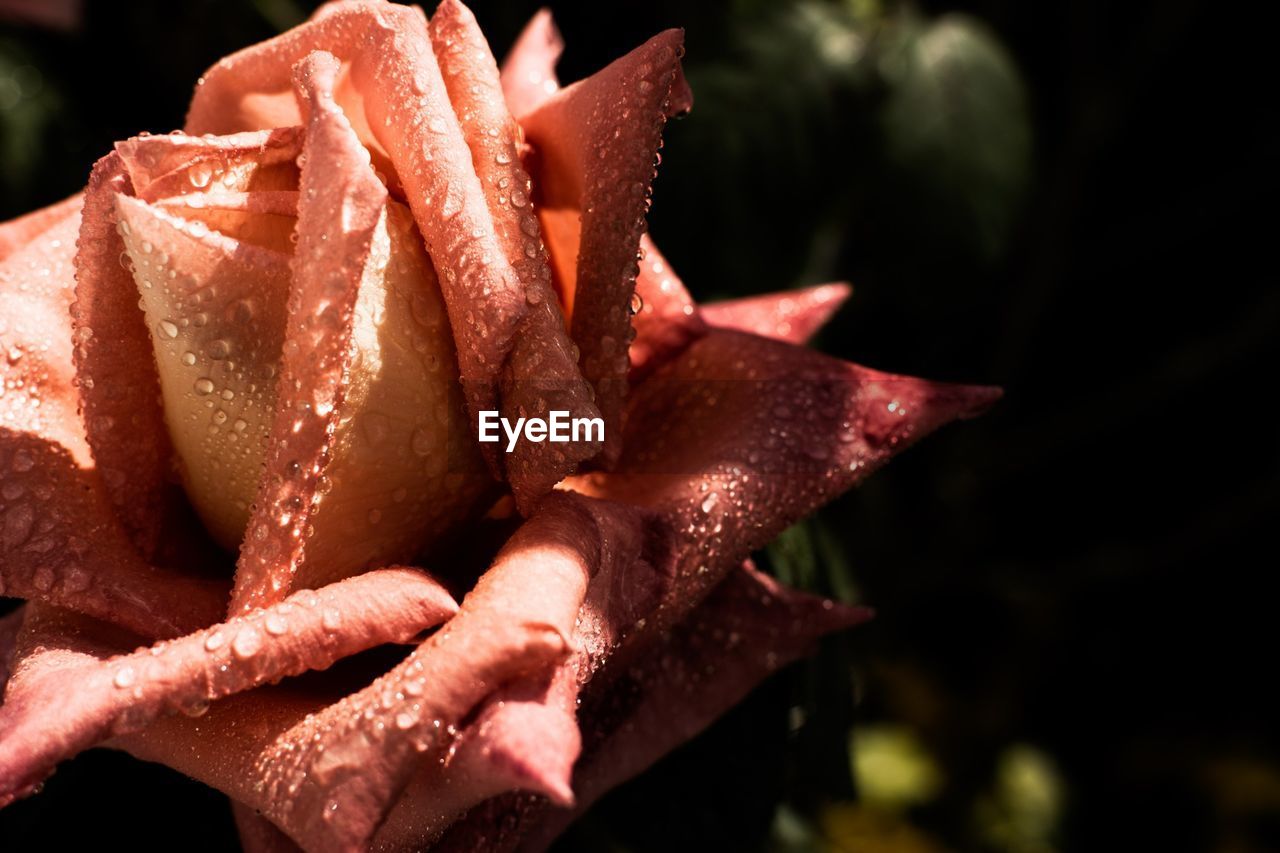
[2,1,1277,851]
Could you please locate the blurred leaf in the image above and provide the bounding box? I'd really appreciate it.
[0,38,61,197]
[874,12,1032,261]
[851,724,943,809]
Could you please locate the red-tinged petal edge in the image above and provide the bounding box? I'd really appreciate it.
[702,282,853,345]
[374,493,673,849]
[0,567,456,806]
[430,0,601,512]
[522,29,693,464]
[630,233,707,381]
[71,152,173,555]
[229,50,387,614]
[573,328,1001,632]
[435,560,872,852]
[499,8,563,119]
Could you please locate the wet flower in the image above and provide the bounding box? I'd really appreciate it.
[0,1,998,850]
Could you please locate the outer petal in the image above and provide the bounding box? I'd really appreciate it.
[430,0,601,511]
[112,492,636,851]
[1,206,226,638]
[702,282,853,345]
[230,50,387,613]
[71,154,173,554]
[0,194,82,263]
[246,491,625,851]
[1,206,85,459]
[572,329,1001,629]
[373,497,672,850]
[437,561,871,852]
[0,568,455,806]
[499,8,562,119]
[521,29,692,464]
[0,432,228,640]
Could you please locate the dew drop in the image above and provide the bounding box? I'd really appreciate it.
[232,627,262,659]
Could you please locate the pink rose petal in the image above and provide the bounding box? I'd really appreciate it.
[702,282,853,344]
[72,154,174,555]
[114,127,303,203]
[430,0,601,511]
[438,561,872,851]
[521,29,692,464]
[0,194,82,263]
[188,4,532,465]
[499,8,562,119]
[573,328,1001,628]
[2,206,226,639]
[230,50,388,613]
[373,495,672,849]
[0,567,455,807]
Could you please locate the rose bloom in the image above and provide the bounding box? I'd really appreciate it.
[0,1,997,850]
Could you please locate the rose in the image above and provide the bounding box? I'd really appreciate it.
[0,1,998,850]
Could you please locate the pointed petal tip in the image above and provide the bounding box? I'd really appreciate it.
[949,382,1003,419]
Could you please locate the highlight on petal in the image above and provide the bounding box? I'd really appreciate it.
[443,561,872,850]
[499,8,563,119]
[72,154,173,555]
[0,568,455,807]
[573,328,1001,627]
[702,282,853,344]
[430,0,601,511]
[522,29,692,463]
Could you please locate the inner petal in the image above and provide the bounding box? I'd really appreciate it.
[117,195,291,550]
[297,201,492,589]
